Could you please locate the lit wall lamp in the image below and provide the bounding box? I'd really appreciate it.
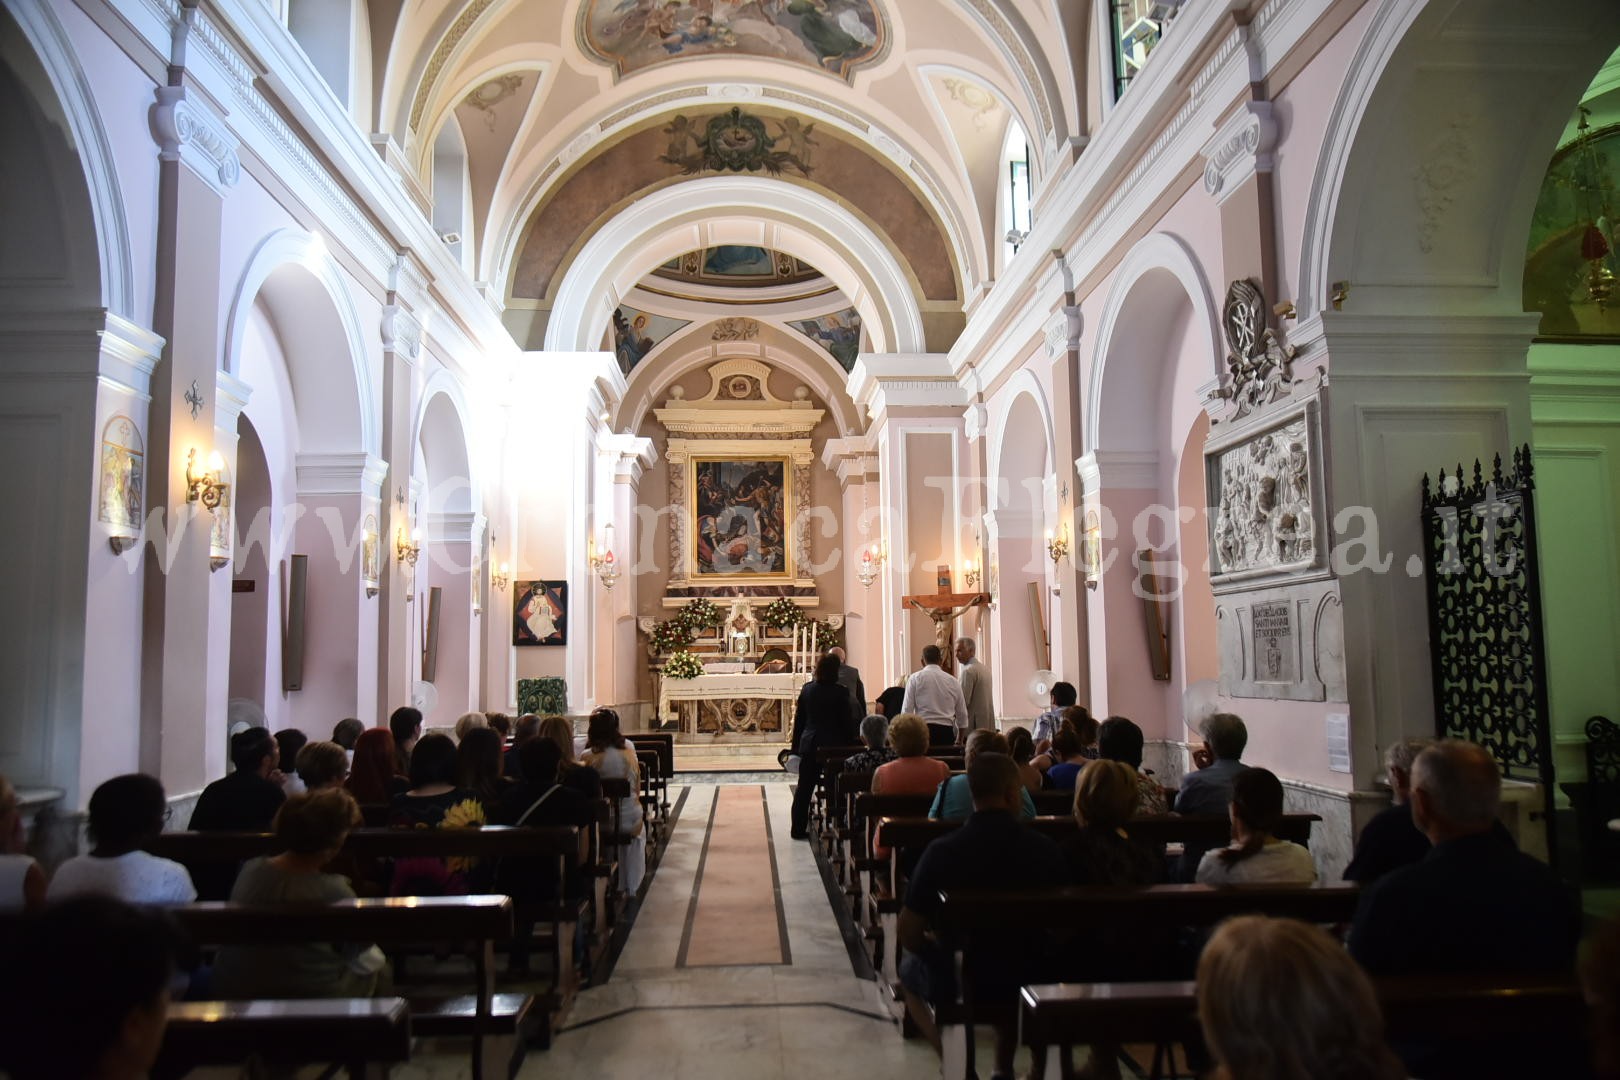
[185,449,228,510]
[857,538,886,589]
[962,558,981,590]
[396,525,421,567]
[491,561,510,591]
[1046,524,1070,566]
[590,523,620,590]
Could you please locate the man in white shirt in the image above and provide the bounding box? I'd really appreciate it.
[900,645,970,746]
[954,637,994,733]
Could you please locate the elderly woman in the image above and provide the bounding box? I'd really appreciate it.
[213,789,387,1000]
[928,730,1037,821]
[1196,768,1316,886]
[871,714,950,796]
[294,740,349,793]
[1198,916,1405,1080]
[843,714,896,774]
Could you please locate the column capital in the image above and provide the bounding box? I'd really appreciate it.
[380,304,423,365]
[848,353,966,425]
[1077,450,1160,496]
[149,86,241,195]
[213,369,252,431]
[1042,305,1083,361]
[1200,101,1277,203]
[425,511,479,545]
[296,452,389,498]
[600,432,657,486]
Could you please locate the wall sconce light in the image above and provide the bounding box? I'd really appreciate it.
[857,539,886,589]
[396,525,421,567]
[591,524,620,590]
[1046,524,1070,566]
[491,562,510,591]
[962,558,981,590]
[185,449,228,509]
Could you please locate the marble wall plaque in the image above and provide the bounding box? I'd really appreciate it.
[1250,600,1297,682]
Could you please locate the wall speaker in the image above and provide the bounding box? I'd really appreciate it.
[282,554,307,692]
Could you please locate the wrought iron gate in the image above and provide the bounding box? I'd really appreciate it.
[1420,446,1557,862]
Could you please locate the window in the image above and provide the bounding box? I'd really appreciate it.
[1004,124,1033,260]
[1110,0,1181,100]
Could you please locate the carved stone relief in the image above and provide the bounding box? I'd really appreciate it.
[1209,414,1315,579]
[1213,279,1297,421]
[1215,580,1340,702]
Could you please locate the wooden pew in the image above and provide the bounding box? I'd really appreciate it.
[153,997,413,1079]
[1017,974,1588,1080]
[630,730,675,823]
[147,827,587,1014]
[918,883,1360,1080]
[172,896,526,1080]
[867,815,1322,994]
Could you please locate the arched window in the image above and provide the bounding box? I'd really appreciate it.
[1002,122,1033,264]
[1106,0,1182,101]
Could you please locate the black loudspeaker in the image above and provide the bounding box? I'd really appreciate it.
[282,554,307,692]
[421,585,442,683]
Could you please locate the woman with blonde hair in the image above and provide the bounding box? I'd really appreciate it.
[870,714,949,796]
[453,711,488,743]
[1197,916,1404,1080]
[1064,760,1157,886]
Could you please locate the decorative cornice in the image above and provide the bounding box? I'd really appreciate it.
[425,510,479,546]
[149,86,240,195]
[654,412,822,436]
[820,435,879,487]
[601,432,657,486]
[1077,450,1160,495]
[1200,101,1277,202]
[296,452,389,497]
[96,313,165,398]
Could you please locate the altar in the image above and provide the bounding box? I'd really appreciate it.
[658,672,801,739]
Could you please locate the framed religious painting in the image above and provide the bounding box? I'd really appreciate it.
[690,456,792,579]
[513,580,567,646]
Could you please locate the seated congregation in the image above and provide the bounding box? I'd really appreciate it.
[797,668,1617,1080]
[0,704,671,1079]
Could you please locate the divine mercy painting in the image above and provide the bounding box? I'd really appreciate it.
[513,580,567,646]
[579,0,886,82]
[693,458,789,577]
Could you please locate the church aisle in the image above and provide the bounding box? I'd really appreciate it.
[525,781,940,1079]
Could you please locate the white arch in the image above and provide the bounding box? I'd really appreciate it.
[545,176,926,355]
[619,337,862,436]
[1083,232,1220,453]
[1294,0,1428,321]
[986,368,1056,500]
[223,227,379,456]
[5,0,134,319]
[412,367,479,508]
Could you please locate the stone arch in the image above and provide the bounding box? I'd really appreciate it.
[1297,0,1620,322]
[224,228,378,456]
[988,380,1055,716]
[1084,232,1220,455]
[542,177,927,355]
[2,0,133,319]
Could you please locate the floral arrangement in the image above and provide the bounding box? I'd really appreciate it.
[760,597,803,629]
[647,598,725,654]
[663,651,705,680]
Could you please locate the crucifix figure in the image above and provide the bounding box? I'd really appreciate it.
[902,592,991,674]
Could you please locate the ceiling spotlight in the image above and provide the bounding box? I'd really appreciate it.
[439,231,461,245]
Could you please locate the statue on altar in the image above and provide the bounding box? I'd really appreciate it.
[724,598,758,656]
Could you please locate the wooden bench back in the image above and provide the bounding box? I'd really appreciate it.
[147,825,584,864]
[171,894,516,945]
[876,812,1319,854]
[630,732,675,777]
[936,882,1360,934]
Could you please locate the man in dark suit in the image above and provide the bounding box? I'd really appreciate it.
[1343,736,1433,883]
[1349,739,1582,1079]
[828,646,865,720]
[188,727,287,899]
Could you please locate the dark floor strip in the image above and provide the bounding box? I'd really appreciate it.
[758,784,795,966]
[673,786,721,969]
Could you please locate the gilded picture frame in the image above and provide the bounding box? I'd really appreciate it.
[689,455,793,580]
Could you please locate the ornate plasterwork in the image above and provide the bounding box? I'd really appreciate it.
[409,0,499,132]
[1200,101,1276,201]
[1213,279,1297,421]
[710,318,760,342]
[1413,113,1474,254]
[149,86,241,194]
[1042,304,1082,361]
[654,358,823,436]
[381,305,423,363]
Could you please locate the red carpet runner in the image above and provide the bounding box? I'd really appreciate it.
[677,785,791,967]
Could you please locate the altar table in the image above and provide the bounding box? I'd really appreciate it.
[658,672,803,738]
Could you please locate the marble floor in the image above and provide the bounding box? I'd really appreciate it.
[384,781,942,1079]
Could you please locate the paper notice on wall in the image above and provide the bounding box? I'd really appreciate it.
[1326,713,1352,774]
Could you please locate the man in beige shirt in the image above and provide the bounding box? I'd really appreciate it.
[955,637,995,733]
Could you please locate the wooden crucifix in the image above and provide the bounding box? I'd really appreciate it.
[901,591,991,674]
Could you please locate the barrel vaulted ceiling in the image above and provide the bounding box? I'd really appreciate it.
[361,0,1086,339]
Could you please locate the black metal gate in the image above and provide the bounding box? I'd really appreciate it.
[1420,446,1557,863]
